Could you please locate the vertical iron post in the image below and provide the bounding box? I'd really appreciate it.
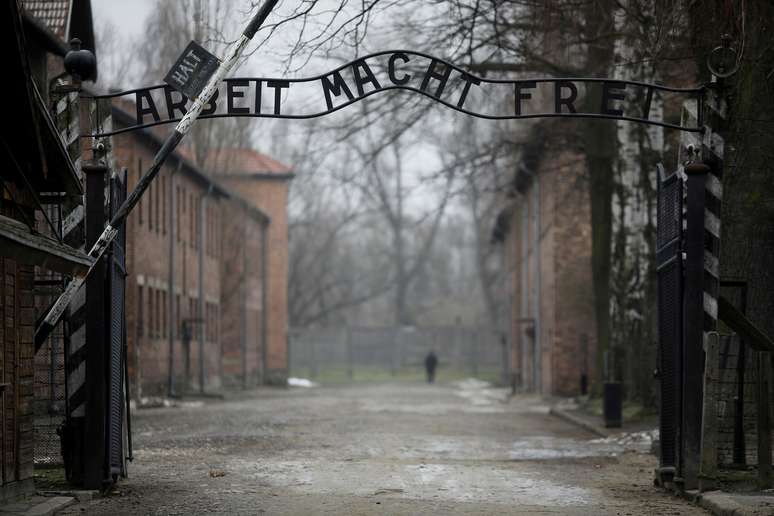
[681,160,709,489]
[83,163,108,489]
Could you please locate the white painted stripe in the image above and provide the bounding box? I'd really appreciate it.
[67,361,85,395]
[704,292,718,319]
[705,174,723,200]
[705,209,721,238]
[62,205,84,237]
[56,96,69,116]
[69,325,86,353]
[682,102,698,125]
[704,251,719,278]
[71,404,85,418]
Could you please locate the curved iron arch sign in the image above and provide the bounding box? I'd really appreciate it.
[85,50,705,138]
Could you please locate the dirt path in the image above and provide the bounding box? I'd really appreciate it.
[61,381,706,515]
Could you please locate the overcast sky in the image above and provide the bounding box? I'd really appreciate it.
[89,0,451,210]
[92,0,155,41]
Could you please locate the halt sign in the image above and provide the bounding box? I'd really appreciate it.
[164,41,220,100]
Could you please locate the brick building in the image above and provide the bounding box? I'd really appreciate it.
[111,106,290,396]
[493,123,597,396]
[1,0,94,499]
[208,149,293,385]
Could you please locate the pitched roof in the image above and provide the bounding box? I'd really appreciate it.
[205,148,292,177]
[22,0,71,40]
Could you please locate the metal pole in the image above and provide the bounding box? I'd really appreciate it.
[533,174,541,393]
[241,222,248,389]
[167,165,179,398]
[260,219,268,383]
[682,161,709,489]
[198,186,211,393]
[34,0,282,347]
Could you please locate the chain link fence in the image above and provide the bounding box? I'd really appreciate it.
[289,326,508,384]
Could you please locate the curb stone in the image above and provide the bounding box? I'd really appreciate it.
[683,489,774,516]
[0,495,75,516]
[548,407,609,438]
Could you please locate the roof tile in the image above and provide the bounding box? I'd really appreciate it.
[22,0,71,39]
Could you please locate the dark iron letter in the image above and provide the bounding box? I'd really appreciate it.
[641,86,654,120]
[514,81,536,116]
[457,73,481,109]
[136,89,161,123]
[420,59,452,99]
[320,71,355,110]
[388,53,411,85]
[254,79,262,114]
[163,86,188,120]
[227,79,251,115]
[600,81,626,116]
[267,80,289,115]
[554,81,578,114]
[351,59,382,96]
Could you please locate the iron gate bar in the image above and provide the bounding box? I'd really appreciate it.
[655,162,684,483]
[80,50,707,138]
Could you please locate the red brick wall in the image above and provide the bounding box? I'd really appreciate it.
[505,148,597,396]
[0,258,36,493]
[216,177,289,384]
[111,124,284,394]
[113,133,226,396]
[219,199,265,388]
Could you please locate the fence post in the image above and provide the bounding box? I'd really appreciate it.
[309,335,317,379]
[391,328,398,377]
[346,327,353,380]
[83,163,108,489]
[471,329,479,378]
[699,332,720,491]
[757,351,772,488]
[681,159,709,489]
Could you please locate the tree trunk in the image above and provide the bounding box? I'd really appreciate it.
[582,0,617,390]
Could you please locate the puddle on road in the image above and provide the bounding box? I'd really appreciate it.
[228,458,596,506]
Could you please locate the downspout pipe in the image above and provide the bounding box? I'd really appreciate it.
[198,184,213,394]
[533,174,542,394]
[167,162,180,398]
[260,217,269,384]
[241,220,248,389]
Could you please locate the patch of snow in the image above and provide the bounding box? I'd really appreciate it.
[288,377,318,388]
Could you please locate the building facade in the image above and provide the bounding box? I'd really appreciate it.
[111,107,290,396]
[1,0,95,498]
[494,123,597,396]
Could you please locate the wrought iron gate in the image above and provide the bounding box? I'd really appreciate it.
[656,163,684,482]
[106,172,128,479]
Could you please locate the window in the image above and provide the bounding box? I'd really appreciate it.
[162,176,167,235]
[175,185,180,242]
[189,193,195,248]
[138,158,144,226]
[175,294,181,339]
[149,180,155,232]
[181,187,187,245]
[194,198,199,250]
[148,288,155,338]
[161,291,167,337]
[137,285,144,336]
[155,176,161,234]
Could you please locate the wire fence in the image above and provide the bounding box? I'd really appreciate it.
[289,326,508,384]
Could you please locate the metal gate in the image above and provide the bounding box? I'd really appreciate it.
[656,163,684,482]
[106,172,128,479]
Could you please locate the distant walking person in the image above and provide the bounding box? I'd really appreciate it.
[424,351,438,383]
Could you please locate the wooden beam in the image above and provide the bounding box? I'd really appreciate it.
[718,296,774,352]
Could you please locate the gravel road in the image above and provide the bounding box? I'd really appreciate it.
[61,380,706,515]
